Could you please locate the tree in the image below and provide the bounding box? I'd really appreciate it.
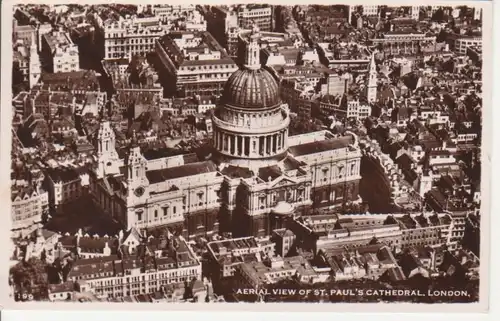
[289,116,324,135]
[10,258,49,300]
[431,8,445,22]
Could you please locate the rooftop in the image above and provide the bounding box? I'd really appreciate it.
[237,255,316,287]
[220,165,254,179]
[40,70,100,92]
[157,31,235,69]
[43,31,76,54]
[289,135,355,157]
[208,236,259,258]
[46,166,84,183]
[146,161,217,184]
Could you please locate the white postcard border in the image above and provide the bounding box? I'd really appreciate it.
[0,0,493,313]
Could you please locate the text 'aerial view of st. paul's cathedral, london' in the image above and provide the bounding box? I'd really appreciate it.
[9,3,483,304]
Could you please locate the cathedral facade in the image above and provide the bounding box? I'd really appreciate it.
[90,26,363,239]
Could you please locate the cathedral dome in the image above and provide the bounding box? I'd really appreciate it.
[221,68,280,109]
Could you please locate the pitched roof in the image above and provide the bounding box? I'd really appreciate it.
[258,165,282,182]
[146,161,217,183]
[289,135,354,157]
[384,266,406,282]
[221,165,254,179]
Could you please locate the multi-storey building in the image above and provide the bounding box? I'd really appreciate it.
[317,244,402,282]
[25,75,104,120]
[317,94,344,119]
[473,7,483,21]
[206,236,275,278]
[316,43,371,72]
[150,4,204,30]
[11,184,49,238]
[236,4,273,32]
[236,28,297,67]
[155,30,238,97]
[45,166,90,213]
[286,216,403,255]
[206,6,238,51]
[41,30,80,73]
[102,15,170,60]
[411,6,422,20]
[395,214,453,249]
[362,5,380,16]
[279,78,319,118]
[150,5,193,21]
[348,5,381,21]
[12,92,30,117]
[448,34,482,55]
[324,73,348,97]
[64,232,202,299]
[13,23,36,45]
[233,255,319,295]
[371,32,437,56]
[13,44,30,85]
[91,25,362,239]
[346,99,372,121]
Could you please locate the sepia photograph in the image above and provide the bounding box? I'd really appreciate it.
[2,0,491,310]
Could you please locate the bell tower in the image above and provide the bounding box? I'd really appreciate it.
[29,32,41,88]
[96,117,121,178]
[366,52,377,103]
[125,131,149,196]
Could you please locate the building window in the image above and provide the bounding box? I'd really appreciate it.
[259,196,266,208]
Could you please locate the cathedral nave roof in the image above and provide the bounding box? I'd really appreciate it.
[145,161,217,184]
[289,135,355,157]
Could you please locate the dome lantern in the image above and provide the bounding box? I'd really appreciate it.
[211,24,291,168]
[245,23,261,70]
